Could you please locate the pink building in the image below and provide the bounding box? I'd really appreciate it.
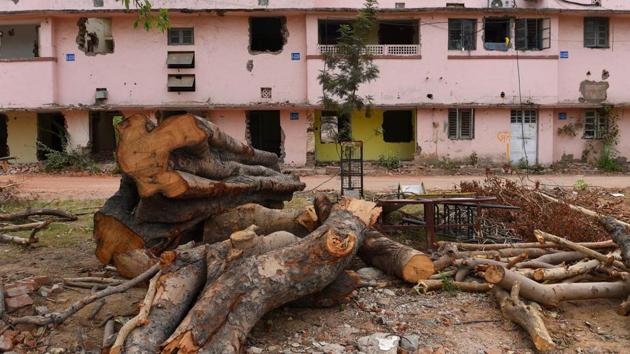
[1,0,629,167]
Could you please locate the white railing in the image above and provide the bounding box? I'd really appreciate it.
[318,44,420,56]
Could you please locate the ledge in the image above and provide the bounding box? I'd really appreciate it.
[448,55,559,60]
[0,57,57,63]
[307,54,421,60]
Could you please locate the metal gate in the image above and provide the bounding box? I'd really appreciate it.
[509,110,538,165]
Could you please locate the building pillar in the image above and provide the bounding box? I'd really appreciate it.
[64,110,90,149]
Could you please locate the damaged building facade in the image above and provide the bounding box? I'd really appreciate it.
[1,0,630,166]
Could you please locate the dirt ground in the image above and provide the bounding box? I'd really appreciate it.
[1,173,630,200]
[1,189,630,353]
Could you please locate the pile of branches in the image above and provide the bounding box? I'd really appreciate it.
[554,187,630,222]
[428,219,630,352]
[460,177,609,242]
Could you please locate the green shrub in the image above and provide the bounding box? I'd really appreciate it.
[469,152,479,166]
[598,145,623,172]
[377,154,400,170]
[574,179,588,191]
[38,143,99,173]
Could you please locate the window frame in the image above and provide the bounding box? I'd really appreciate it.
[483,17,512,51]
[167,27,194,46]
[448,19,477,51]
[583,110,608,139]
[249,16,286,53]
[510,110,538,124]
[448,109,475,140]
[515,18,551,51]
[584,17,609,49]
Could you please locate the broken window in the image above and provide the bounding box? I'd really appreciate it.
[448,19,476,51]
[584,17,609,48]
[318,19,352,45]
[484,18,511,51]
[320,111,351,143]
[0,114,8,157]
[378,20,419,45]
[249,17,286,53]
[36,113,67,161]
[168,74,195,92]
[168,27,194,45]
[511,110,538,123]
[90,111,120,161]
[382,111,414,143]
[0,24,39,59]
[448,109,474,140]
[167,51,195,68]
[515,18,550,51]
[583,110,607,139]
[248,111,282,157]
[77,18,114,55]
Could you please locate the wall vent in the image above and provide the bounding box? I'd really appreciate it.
[261,87,272,99]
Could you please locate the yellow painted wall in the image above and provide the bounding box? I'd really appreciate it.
[314,110,416,162]
[6,111,38,163]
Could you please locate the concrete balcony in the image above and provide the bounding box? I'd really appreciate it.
[318,44,421,56]
[0,57,56,109]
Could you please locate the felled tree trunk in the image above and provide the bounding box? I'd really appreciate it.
[532,259,600,282]
[603,217,630,269]
[290,270,361,308]
[359,231,434,283]
[161,199,380,353]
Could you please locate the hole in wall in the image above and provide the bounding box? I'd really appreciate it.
[249,17,287,53]
[76,18,114,55]
[247,111,283,159]
[0,114,8,157]
[89,111,121,161]
[382,110,414,143]
[36,113,67,161]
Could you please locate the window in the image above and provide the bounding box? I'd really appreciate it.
[583,110,607,139]
[318,19,352,45]
[0,24,39,59]
[511,110,538,123]
[448,109,474,140]
[167,74,195,92]
[320,111,351,143]
[584,17,609,48]
[448,19,476,50]
[484,18,511,51]
[378,20,419,45]
[166,51,195,69]
[249,17,285,52]
[382,111,414,142]
[168,27,194,45]
[515,18,550,51]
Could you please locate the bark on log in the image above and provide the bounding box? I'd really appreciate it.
[202,203,317,244]
[484,265,630,307]
[455,248,550,259]
[438,240,615,251]
[619,295,630,316]
[492,283,555,352]
[358,231,434,283]
[290,270,361,308]
[161,199,380,353]
[415,279,492,293]
[534,230,629,272]
[116,113,303,199]
[603,217,630,269]
[532,259,600,282]
[0,208,77,221]
[519,251,586,268]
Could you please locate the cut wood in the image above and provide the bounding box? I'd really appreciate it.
[454,248,550,260]
[519,251,586,268]
[438,240,615,251]
[290,270,361,308]
[0,221,49,232]
[492,283,555,352]
[537,191,630,229]
[484,265,630,307]
[358,230,434,283]
[619,295,630,316]
[0,233,31,246]
[532,259,600,282]
[415,279,492,293]
[160,199,380,353]
[534,230,629,272]
[0,208,77,222]
[603,217,630,269]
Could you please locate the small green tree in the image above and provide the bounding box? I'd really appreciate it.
[318,0,380,141]
[117,0,169,31]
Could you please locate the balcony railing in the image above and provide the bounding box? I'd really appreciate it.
[318,44,420,56]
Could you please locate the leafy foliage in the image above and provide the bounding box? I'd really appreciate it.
[377,154,400,170]
[38,143,99,173]
[117,0,169,31]
[597,106,624,172]
[318,0,380,140]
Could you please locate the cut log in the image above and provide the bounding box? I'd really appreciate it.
[358,231,434,283]
[455,248,550,260]
[202,203,317,244]
[532,259,600,282]
[116,113,303,199]
[484,265,630,307]
[415,279,492,293]
[534,230,629,272]
[290,270,361,308]
[619,295,630,316]
[492,283,555,352]
[603,217,630,269]
[161,199,380,353]
[0,208,77,222]
[518,251,586,268]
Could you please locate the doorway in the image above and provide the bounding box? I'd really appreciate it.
[37,113,67,161]
[509,110,538,165]
[90,111,120,161]
[0,114,8,157]
[248,111,282,157]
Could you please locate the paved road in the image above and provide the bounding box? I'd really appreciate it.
[1,174,629,200]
